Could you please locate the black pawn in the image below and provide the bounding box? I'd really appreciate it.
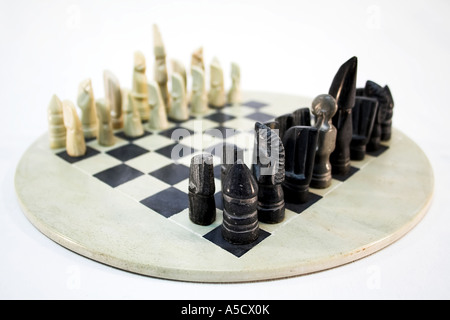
[350,96,379,160]
[188,153,216,226]
[222,161,259,245]
[252,122,285,224]
[221,143,243,190]
[364,80,390,151]
[328,56,358,176]
[282,126,319,204]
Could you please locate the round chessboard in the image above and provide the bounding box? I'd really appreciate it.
[15,91,434,283]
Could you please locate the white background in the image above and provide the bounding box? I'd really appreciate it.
[1,0,449,299]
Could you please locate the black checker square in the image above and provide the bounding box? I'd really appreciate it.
[366,145,389,158]
[140,187,189,218]
[154,142,197,160]
[204,112,236,123]
[285,192,323,214]
[158,126,194,142]
[106,144,149,162]
[241,100,269,109]
[204,126,239,139]
[56,146,100,164]
[203,226,271,258]
[149,163,190,186]
[245,111,276,123]
[93,164,144,187]
[114,130,152,142]
[332,166,360,182]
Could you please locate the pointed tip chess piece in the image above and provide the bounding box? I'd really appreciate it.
[48,94,66,149]
[222,160,260,245]
[169,73,189,122]
[221,143,244,190]
[62,100,86,157]
[153,24,170,113]
[328,56,358,176]
[103,70,123,130]
[282,126,319,203]
[123,89,144,138]
[350,96,378,160]
[208,57,226,108]
[148,81,169,130]
[252,122,285,224]
[364,80,390,151]
[77,78,98,139]
[227,62,241,105]
[132,50,150,122]
[188,153,216,226]
[310,94,337,189]
[171,59,187,92]
[95,98,115,146]
[190,65,208,115]
[191,47,205,71]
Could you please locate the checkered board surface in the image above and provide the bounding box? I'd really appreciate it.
[54,99,389,258]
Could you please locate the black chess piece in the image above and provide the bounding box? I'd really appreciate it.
[252,122,285,224]
[364,80,390,152]
[310,94,337,189]
[381,85,394,141]
[328,56,358,176]
[292,107,312,126]
[274,113,294,141]
[188,153,216,225]
[282,126,319,204]
[222,161,259,245]
[221,143,243,190]
[350,96,379,160]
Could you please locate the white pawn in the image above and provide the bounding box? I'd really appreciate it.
[47,94,66,149]
[190,65,208,115]
[123,89,144,138]
[103,70,123,129]
[208,57,226,108]
[132,51,150,122]
[227,62,241,105]
[169,73,189,122]
[171,59,187,93]
[77,78,98,139]
[62,100,86,157]
[96,98,115,146]
[148,81,168,130]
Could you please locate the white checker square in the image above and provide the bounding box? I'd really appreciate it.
[87,136,128,152]
[221,105,255,118]
[116,174,170,201]
[125,152,173,173]
[73,153,122,175]
[132,134,174,151]
[169,208,223,236]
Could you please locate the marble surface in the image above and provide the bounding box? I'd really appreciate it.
[15,91,434,283]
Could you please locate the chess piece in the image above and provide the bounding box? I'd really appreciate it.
[282,126,319,204]
[95,98,115,146]
[190,65,208,115]
[221,143,244,190]
[123,89,144,138]
[153,24,170,113]
[103,70,123,129]
[188,153,216,226]
[208,57,226,108]
[132,50,150,122]
[310,94,337,189]
[77,78,98,139]
[148,81,169,130]
[350,96,378,160]
[169,73,189,122]
[191,47,205,71]
[47,94,66,149]
[274,113,294,141]
[227,62,241,105]
[222,161,259,245]
[171,59,187,93]
[252,122,285,224]
[292,107,312,126]
[364,80,390,152]
[381,85,394,141]
[62,100,86,157]
[328,56,358,176]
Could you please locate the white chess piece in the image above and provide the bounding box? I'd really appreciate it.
[153,24,170,113]
[208,57,226,108]
[169,73,189,122]
[171,59,187,93]
[103,70,123,129]
[77,78,98,139]
[62,100,86,157]
[190,65,208,115]
[132,51,150,122]
[96,98,115,146]
[227,62,241,105]
[47,94,66,149]
[123,89,144,138]
[191,47,205,72]
[148,81,169,130]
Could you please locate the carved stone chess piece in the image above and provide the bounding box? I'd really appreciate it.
[123,89,144,138]
[47,94,66,149]
[190,65,208,115]
[227,62,241,105]
[169,73,189,122]
[148,81,169,130]
[153,24,170,113]
[191,47,205,71]
[62,100,86,157]
[132,51,150,122]
[77,78,98,139]
[103,70,123,129]
[208,57,226,108]
[350,96,378,160]
[95,98,115,146]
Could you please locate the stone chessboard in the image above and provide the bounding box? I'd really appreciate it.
[15,91,434,283]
